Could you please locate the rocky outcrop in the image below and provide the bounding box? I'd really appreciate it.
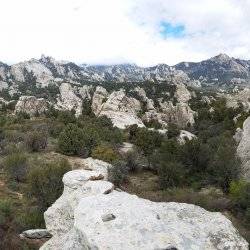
[15,96,47,115]
[42,157,111,239]
[118,142,134,154]
[78,85,93,100]
[56,82,82,116]
[143,101,195,129]
[91,86,109,115]
[141,83,195,129]
[10,58,54,85]
[224,88,250,110]
[92,87,145,129]
[177,130,197,144]
[41,163,248,250]
[237,117,250,179]
[174,83,192,103]
[0,62,9,81]
[134,87,155,110]
[20,229,52,240]
[234,128,243,144]
[0,81,8,91]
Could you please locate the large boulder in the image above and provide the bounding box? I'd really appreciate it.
[141,84,195,129]
[56,82,82,116]
[134,87,155,111]
[15,96,47,115]
[143,101,195,129]
[41,165,248,250]
[177,130,197,145]
[174,83,192,103]
[237,116,250,179]
[91,86,109,115]
[92,87,145,129]
[42,158,111,238]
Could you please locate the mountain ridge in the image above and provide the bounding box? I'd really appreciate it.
[1,53,250,89]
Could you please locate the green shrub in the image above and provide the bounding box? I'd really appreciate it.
[167,123,180,139]
[81,99,94,117]
[158,161,185,189]
[131,128,163,156]
[0,199,12,226]
[0,199,12,217]
[48,122,65,138]
[45,105,59,118]
[15,207,45,230]
[124,149,147,172]
[58,110,76,124]
[27,159,71,211]
[144,119,162,129]
[92,144,119,163]
[4,152,28,182]
[180,139,211,174]
[25,131,48,152]
[15,111,30,121]
[58,123,100,156]
[4,129,24,144]
[0,115,7,127]
[108,160,128,187]
[208,139,241,192]
[230,181,250,210]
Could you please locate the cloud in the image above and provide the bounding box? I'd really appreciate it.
[0,0,250,66]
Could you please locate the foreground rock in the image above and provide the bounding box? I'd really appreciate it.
[237,116,250,179]
[20,229,52,239]
[15,96,47,115]
[40,167,248,249]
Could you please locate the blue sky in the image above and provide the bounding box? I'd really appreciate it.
[0,0,250,66]
[160,22,185,38]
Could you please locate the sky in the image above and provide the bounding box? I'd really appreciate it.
[0,0,250,66]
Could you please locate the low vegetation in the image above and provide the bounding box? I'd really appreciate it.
[0,92,250,247]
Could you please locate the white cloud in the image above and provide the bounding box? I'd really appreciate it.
[0,0,250,66]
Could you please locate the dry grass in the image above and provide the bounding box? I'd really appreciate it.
[124,170,250,243]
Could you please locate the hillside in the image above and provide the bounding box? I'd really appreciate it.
[0,55,250,249]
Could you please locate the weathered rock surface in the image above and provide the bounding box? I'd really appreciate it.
[92,87,145,129]
[42,157,111,240]
[56,82,82,116]
[144,101,195,129]
[15,96,47,115]
[224,88,250,111]
[41,164,248,250]
[118,142,135,154]
[177,130,197,144]
[0,81,8,91]
[237,116,250,179]
[91,86,109,115]
[10,58,54,85]
[134,86,155,111]
[20,229,52,239]
[234,128,243,144]
[174,83,192,103]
